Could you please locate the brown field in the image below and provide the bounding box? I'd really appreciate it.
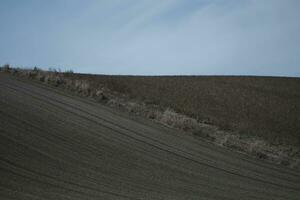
[67,73,300,146]
[2,65,300,166]
[1,71,300,199]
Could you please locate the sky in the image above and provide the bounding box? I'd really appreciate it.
[0,0,299,76]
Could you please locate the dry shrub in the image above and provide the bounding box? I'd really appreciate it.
[248,140,267,154]
[159,109,198,131]
[64,79,74,89]
[73,80,90,95]
[146,109,161,119]
[42,73,63,86]
[36,72,45,82]
[93,89,108,101]
[192,126,217,141]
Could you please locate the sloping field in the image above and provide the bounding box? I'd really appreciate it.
[67,73,300,146]
[0,73,300,199]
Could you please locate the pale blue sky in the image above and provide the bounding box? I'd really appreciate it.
[0,0,299,76]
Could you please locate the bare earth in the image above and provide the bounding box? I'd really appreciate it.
[0,73,299,200]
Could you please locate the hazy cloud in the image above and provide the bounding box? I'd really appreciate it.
[0,0,299,76]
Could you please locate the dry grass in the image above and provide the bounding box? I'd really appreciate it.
[2,65,300,168]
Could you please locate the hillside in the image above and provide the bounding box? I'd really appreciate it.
[1,66,300,167]
[1,72,300,199]
[68,73,300,146]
